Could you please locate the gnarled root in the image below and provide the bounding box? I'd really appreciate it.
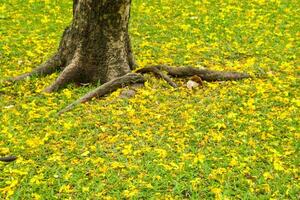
[136,66,178,88]
[137,65,251,81]
[5,53,61,84]
[58,65,251,115]
[58,73,145,115]
[43,49,81,93]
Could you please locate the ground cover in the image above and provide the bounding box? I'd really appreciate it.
[0,0,299,199]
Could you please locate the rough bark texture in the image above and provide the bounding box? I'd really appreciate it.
[5,0,135,91]
[4,0,251,114]
[137,66,178,88]
[137,65,251,81]
[50,0,134,90]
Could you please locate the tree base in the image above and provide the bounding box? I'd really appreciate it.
[4,55,251,115]
[2,0,251,115]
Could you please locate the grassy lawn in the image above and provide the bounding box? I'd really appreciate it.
[0,0,299,199]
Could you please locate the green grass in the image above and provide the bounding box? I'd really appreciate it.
[0,0,299,199]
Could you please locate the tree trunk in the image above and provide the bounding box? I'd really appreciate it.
[6,0,251,113]
[45,0,134,92]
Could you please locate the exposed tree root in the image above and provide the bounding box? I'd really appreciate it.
[58,65,251,114]
[137,66,178,88]
[5,53,61,85]
[58,73,145,115]
[3,57,251,115]
[0,156,17,162]
[137,65,251,81]
[43,49,81,93]
[126,32,137,70]
[1,1,253,117]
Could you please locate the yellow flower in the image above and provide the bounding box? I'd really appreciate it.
[26,137,44,148]
[229,158,238,167]
[155,148,168,158]
[263,172,273,180]
[211,187,222,199]
[111,162,125,169]
[273,159,284,171]
[123,188,139,198]
[193,153,206,164]
[59,184,74,193]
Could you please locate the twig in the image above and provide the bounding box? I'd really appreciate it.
[0,156,17,162]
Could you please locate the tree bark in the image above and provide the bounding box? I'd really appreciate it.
[5,0,251,109]
[58,73,145,115]
[43,0,134,92]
